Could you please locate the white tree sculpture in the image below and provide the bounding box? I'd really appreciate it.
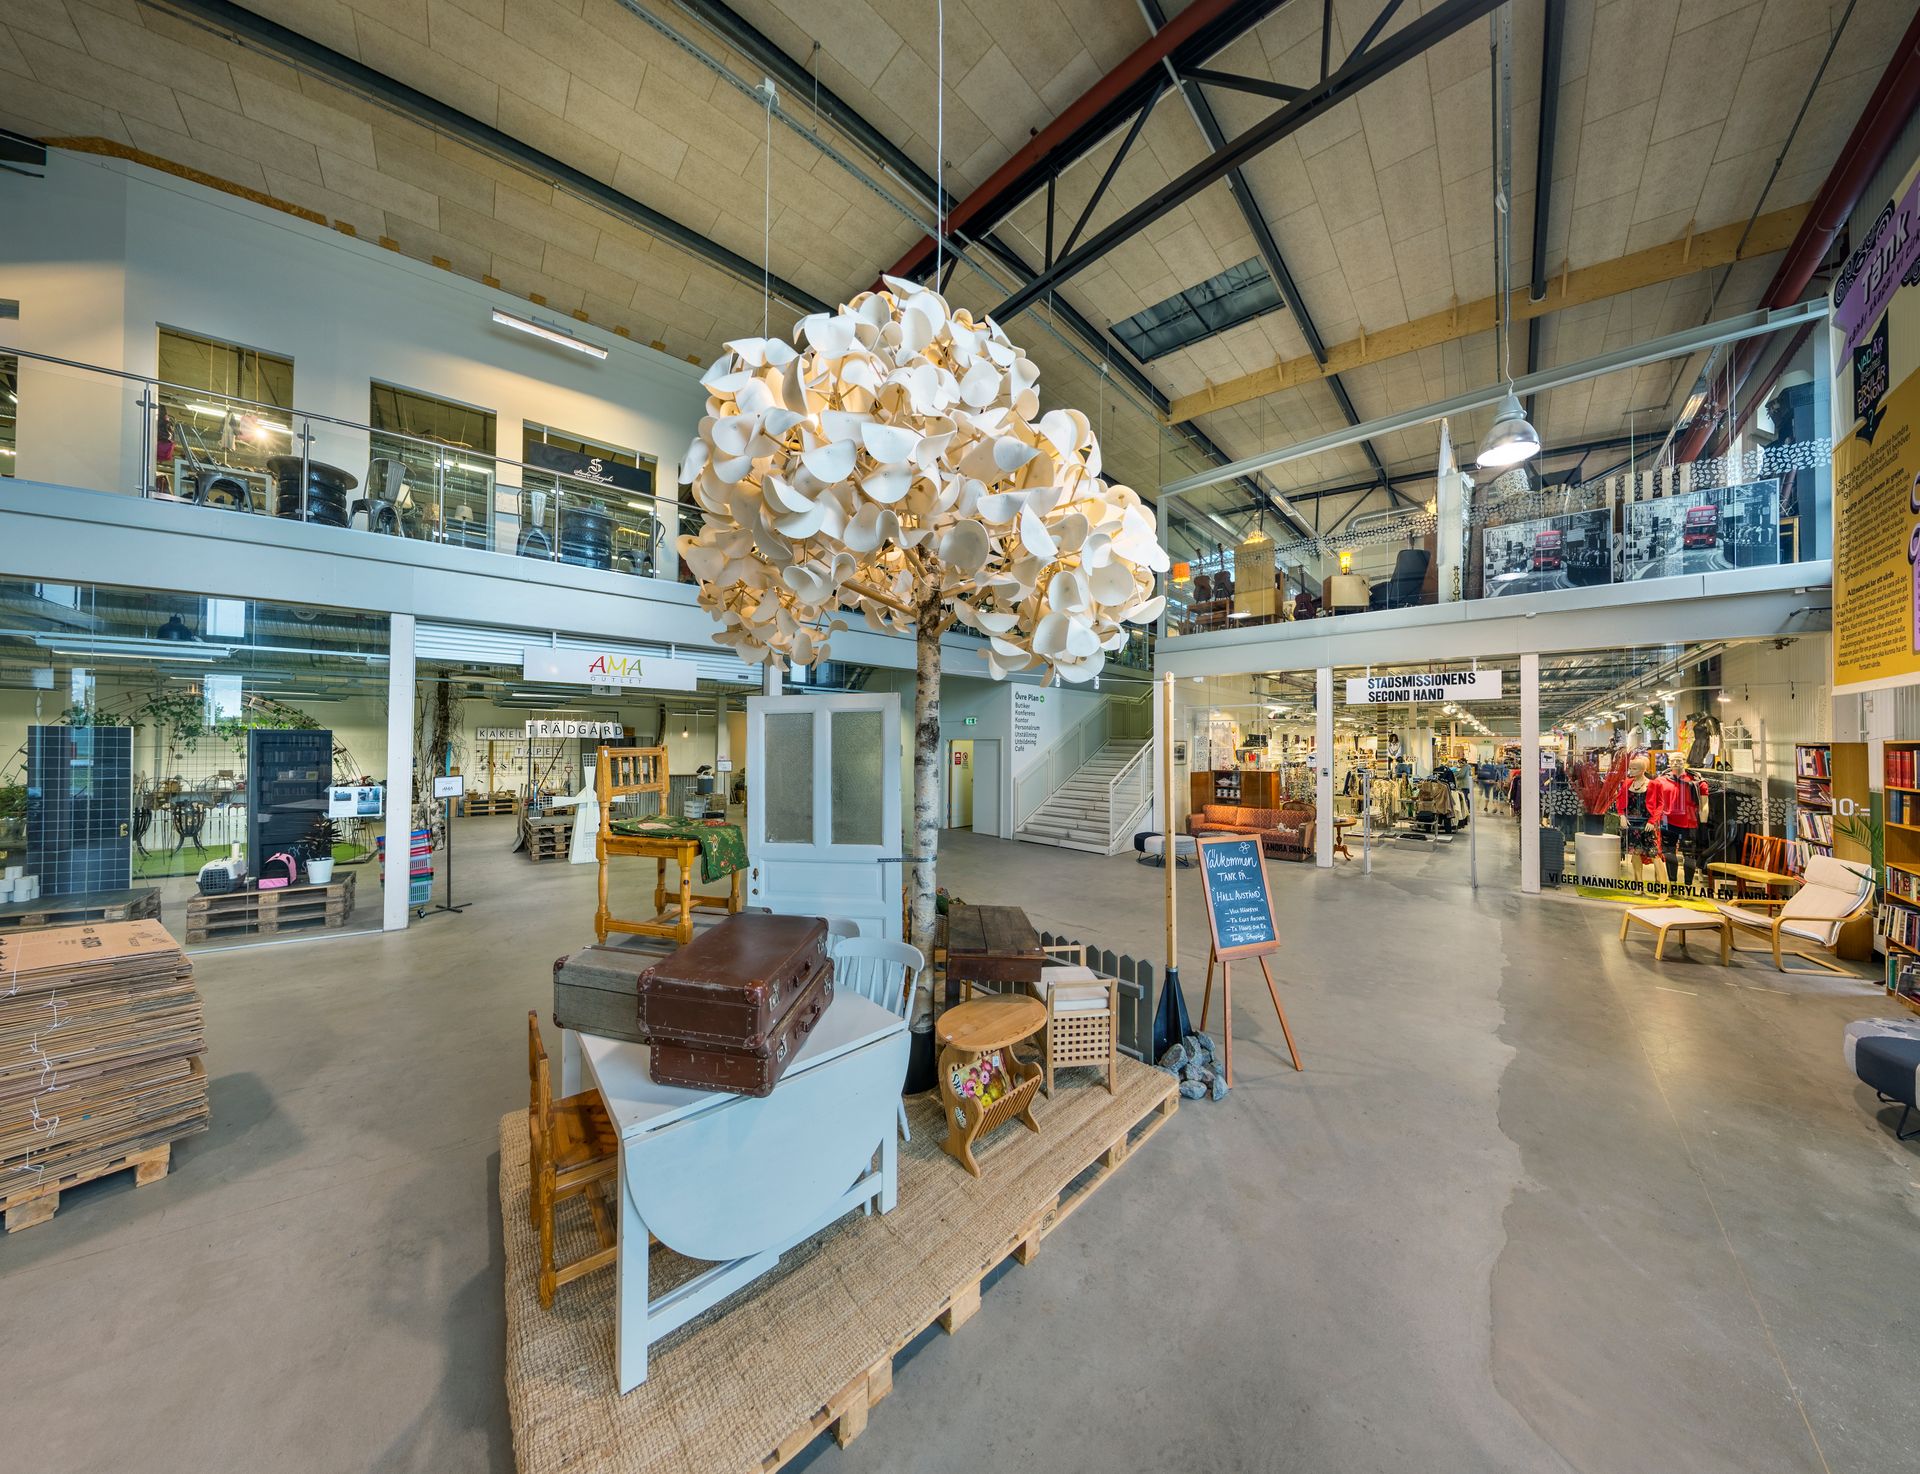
[677,275,1168,1019]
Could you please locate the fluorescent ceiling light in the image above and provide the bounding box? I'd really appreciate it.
[36,635,236,661]
[490,309,608,360]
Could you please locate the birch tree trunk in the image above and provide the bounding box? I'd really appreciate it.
[907,611,942,1027]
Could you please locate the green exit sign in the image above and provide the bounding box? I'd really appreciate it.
[963,716,978,726]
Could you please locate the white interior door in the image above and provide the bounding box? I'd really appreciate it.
[971,739,1002,838]
[746,692,903,939]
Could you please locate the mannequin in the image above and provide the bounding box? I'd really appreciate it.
[1649,756,1711,892]
[1617,753,1661,889]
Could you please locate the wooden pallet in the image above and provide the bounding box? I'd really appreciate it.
[184,875,355,942]
[464,792,519,817]
[522,817,574,862]
[0,886,162,932]
[760,1086,1179,1469]
[2,1142,172,1232]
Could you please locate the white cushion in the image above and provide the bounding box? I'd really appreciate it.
[1038,965,1111,1013]
[1627,907,1722,929]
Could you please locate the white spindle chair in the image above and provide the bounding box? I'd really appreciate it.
[831,936,922,1143]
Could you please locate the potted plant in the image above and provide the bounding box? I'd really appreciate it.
[306,816,338,884]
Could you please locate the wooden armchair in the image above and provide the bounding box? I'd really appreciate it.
[1030,943,1117,1096]
[1714,856,1875,974]
[526,1012,619,1308]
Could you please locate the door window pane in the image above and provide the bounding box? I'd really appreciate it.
[763,712,814,844]
[830,709,885,846]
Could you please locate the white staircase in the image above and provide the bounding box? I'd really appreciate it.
[1016,739,1150,853]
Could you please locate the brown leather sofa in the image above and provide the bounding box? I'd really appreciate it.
[1186,803,1316,861]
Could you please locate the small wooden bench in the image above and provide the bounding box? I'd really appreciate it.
[1618,906,1731,963]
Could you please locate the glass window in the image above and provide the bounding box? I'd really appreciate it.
[154,328,295,509]
[829,709,885,846]
[0,355,15,477]
[0,581,391,951]
[762,711,814,845]
[369,382,497,550]
[521,421,663,576]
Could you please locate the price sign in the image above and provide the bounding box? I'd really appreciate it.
[1196,834,1280,961]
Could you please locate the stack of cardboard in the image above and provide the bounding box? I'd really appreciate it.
[0,921,209,1227]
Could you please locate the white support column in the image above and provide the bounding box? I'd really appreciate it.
[1520,652,1541,895]
[763,662,782,696]
[1316,667,1334,868]
[713,692,730,765]
[384,612,417,932]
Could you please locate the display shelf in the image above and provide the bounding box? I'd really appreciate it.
[1884,743,1920,997]
[1793,744,1834,860]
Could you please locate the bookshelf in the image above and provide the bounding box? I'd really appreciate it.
[1792,742,1833,866]
[1884,741,1920,1013]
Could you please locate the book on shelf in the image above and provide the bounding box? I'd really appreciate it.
[1892,790,1919,827]
[1794,778,1831,807]
[1889,746,1918,790]
[1886,904,1920,952]
[1887,868,1920,905]
[1893,956,1920,1000]
[1793,810,1833,846]
[1795,745,1830,779]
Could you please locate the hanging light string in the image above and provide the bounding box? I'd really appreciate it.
[762,80,774,339]
[934,0,946,290]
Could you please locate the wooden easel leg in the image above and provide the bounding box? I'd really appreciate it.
[1257,954,1303,1072]
[1198,950,1215,1031]
[1221,962,1232,1087]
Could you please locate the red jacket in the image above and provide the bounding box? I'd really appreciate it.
[1646,773,1707,828]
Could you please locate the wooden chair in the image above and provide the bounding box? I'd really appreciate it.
[1714,856,1875,975]
[1030,943,1117,1096]
[595,746,743,944]
[525,1012,619,1309]
[832,937,923,1142]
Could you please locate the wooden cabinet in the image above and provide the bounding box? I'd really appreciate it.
[1191,769,1280,810]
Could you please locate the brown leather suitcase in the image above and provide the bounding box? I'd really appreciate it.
[636,914,833,1096]
[646,962,833,1096]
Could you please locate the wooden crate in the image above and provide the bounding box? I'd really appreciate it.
[184,873,356,943]
[0,886,162,933]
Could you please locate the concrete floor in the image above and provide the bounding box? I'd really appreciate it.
[4,816,1918,1473]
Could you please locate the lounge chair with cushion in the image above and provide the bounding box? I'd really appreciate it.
[1716,855,1874,974]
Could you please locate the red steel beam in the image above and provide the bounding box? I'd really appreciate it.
[878,0,1253,285]
[1678,4,1920,463]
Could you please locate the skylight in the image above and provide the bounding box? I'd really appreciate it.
[1111,259,1284,363]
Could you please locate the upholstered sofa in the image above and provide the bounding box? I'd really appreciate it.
[1186,803,1316,861]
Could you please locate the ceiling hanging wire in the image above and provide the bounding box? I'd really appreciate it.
[1477,5,1540,472]
[761,77,774,339]
[934,0,945,289]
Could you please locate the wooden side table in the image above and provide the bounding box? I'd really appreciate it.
[935,996,1045,1178]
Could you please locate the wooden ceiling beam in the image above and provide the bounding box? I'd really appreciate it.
[1168,203,1810,425]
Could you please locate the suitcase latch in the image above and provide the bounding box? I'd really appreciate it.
[769,981,780,1009]
[776,1037,788,1062]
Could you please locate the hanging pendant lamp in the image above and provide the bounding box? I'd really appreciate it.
[1476,9,1540,472]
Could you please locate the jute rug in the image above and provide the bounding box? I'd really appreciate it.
[501,1057,1177,1474]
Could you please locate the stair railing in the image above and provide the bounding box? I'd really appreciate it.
[1012,690,1152,828]
[1104,741,1155,853]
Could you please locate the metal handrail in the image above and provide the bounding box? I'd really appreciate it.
[1103,740,1155,851]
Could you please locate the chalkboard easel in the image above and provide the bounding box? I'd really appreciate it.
[1194,833,1303,1084]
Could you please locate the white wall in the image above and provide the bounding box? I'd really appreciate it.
[0,152,705,508]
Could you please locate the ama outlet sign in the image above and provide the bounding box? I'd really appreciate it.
[521,645,700,691]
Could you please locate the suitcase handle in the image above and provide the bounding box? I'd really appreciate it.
[778,984,831,1064]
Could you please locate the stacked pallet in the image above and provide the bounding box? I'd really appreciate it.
[464,792,519,817]
[0,921,210,1231]
[185,874,356,944]
[522,813,574,862]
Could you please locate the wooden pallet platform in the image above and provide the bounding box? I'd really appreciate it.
[522,816,574,862]
[2,1142,172,1232]
[0,886,162,932]
[464,792,520,816]
[502,1056,1178,1474]
[184,875,355,942]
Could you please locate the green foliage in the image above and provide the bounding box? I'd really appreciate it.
[0,784,24,821]
[1642,707,1671,746]
[130,690,320,753]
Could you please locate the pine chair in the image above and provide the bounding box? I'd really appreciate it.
[525,1012,619,1309]
[1715,856,1875,975]
[1032,943,1117,1096]
[831,936,921,1142]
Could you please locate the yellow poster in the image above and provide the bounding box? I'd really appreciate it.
[1833,365,1920,691]
[1833,154,1920,695]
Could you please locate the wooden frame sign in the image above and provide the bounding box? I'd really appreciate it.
[1197,834,1280,960]
[1194,833,1301,1083]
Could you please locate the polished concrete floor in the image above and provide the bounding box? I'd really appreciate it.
[4,816,1918,1473]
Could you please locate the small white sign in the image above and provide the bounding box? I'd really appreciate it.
[521,645,699,691]
[525,719,625,739]
[433,775,466,798]
[1346,670,1503,705]
[716,757,734,772]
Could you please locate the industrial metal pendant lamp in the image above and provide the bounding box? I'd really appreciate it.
[1477,8,1539,471]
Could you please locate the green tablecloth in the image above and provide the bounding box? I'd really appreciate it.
[608,816,747,883]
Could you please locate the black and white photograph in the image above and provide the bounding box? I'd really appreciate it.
[1620,479,1781,580]
[1481,508,1615,597]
